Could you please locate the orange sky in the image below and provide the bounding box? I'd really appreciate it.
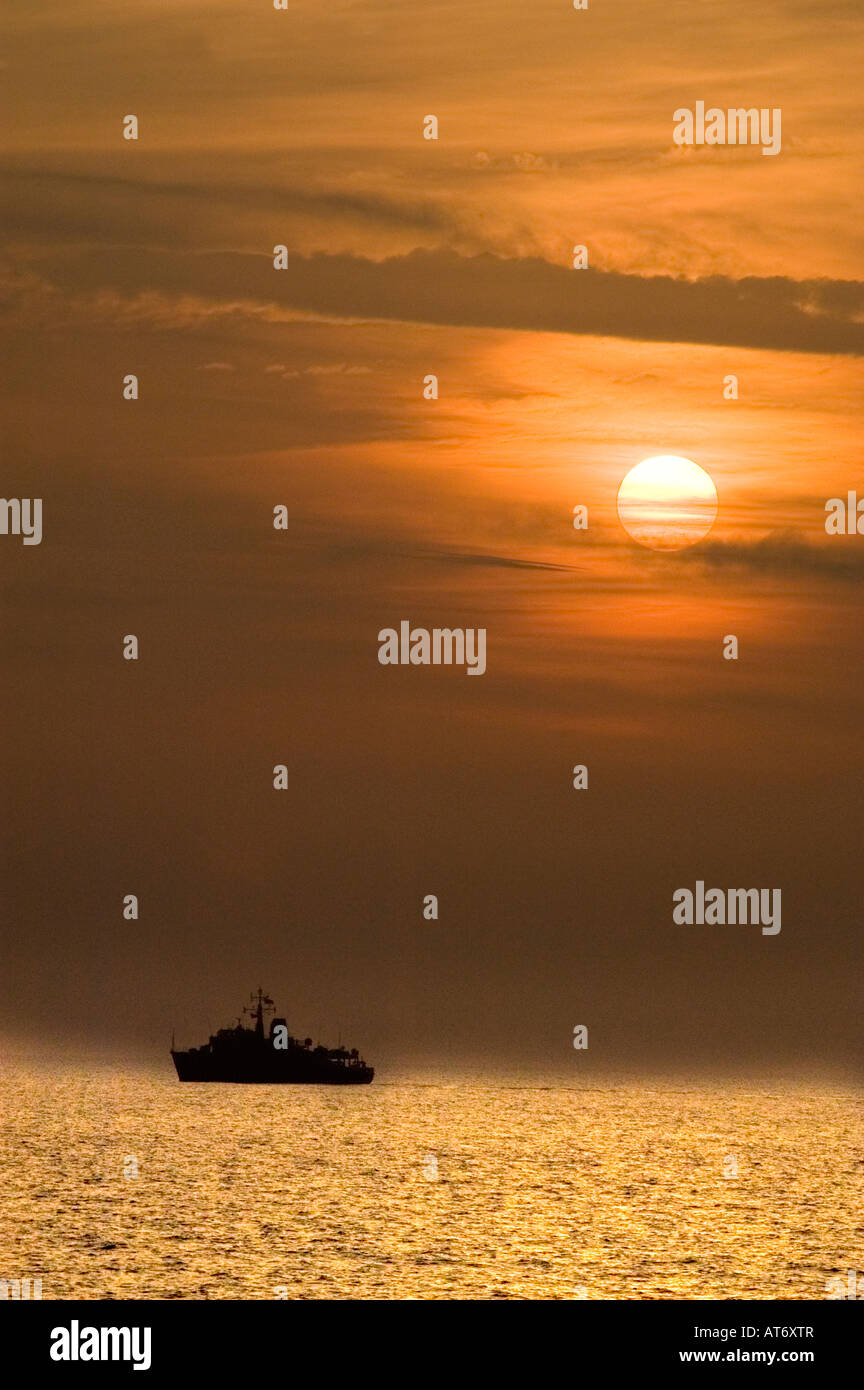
[1,0,862,1073]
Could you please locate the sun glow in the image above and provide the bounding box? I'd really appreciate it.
[617,455,718,551]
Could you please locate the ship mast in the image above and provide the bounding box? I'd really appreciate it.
[246,987,274,1039]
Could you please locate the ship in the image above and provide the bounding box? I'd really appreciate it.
[170,988,374,1085]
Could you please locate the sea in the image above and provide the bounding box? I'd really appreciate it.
[1,1063,861,1300]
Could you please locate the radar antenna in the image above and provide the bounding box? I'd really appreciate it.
[244,986,275,1039]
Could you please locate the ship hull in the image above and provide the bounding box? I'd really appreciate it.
[171,1050,374,1085]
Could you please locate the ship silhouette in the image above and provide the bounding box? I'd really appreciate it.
[171,988,374,1085]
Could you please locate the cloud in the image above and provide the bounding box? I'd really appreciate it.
[0,166,467,248]
[412,548,579,573]
[677,528,864,579]
[28,245,864,355]
[271,362,373,379]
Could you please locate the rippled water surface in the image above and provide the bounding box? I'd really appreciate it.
[1,1065,861,1299]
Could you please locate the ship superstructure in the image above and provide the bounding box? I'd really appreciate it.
[171,988,374,1085]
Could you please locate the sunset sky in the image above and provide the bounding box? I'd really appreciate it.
[1,0,862,1074]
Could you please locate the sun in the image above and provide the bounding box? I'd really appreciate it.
[616,455,718,551]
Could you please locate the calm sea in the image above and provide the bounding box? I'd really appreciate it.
[1,1064,861,1300]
